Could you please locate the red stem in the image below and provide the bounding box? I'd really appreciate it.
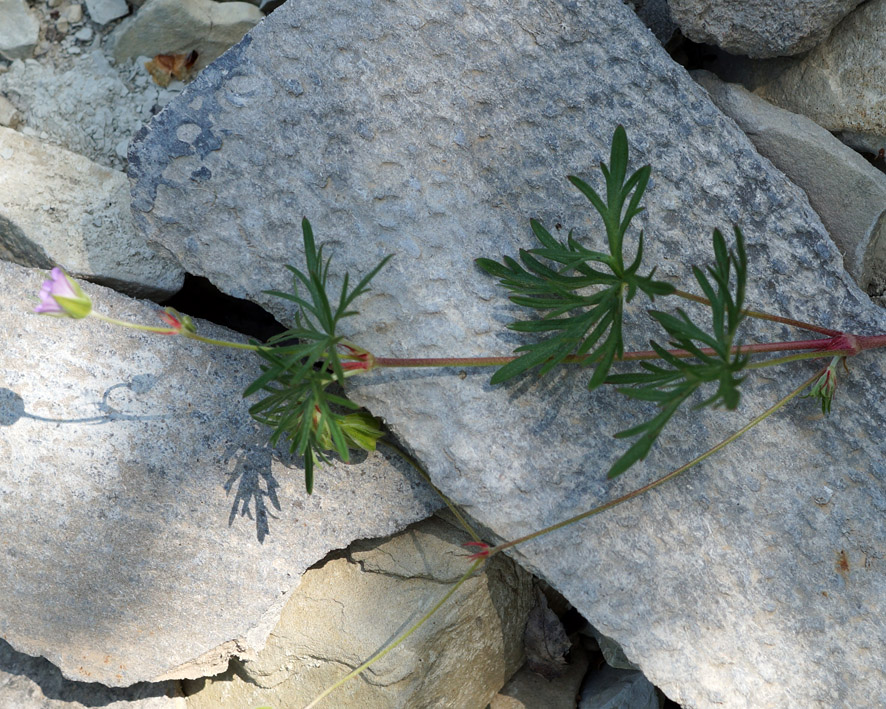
[372,332,885,370]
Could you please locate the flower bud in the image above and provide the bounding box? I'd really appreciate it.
[34,267,92,319]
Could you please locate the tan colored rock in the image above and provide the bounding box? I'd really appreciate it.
[183,516,534,708]
[111,0,263,71]
[0,126,184,299]
[753,0,886,149]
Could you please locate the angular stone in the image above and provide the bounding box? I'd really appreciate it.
[0,259,440,686]
[111,0,263,72]
[0,126,184,300]
[128,2,886,707]
[183,516,533,708]
[753,0,886,148]
[0,639,182,709]
[694,70,886,289]
[0,0,39,60]
[85,0,129,25]
[578,666,658,709]
[669,0,864,58]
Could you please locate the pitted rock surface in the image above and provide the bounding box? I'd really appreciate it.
[129,2,886,706]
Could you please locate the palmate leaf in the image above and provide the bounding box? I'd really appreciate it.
[244,218,389,493]
[476,125,674,389]
[605,226,748,478]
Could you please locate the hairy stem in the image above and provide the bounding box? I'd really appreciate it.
[484,367,825,558]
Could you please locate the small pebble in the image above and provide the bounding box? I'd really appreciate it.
[62,4,84,23]
[56,19,70,33]
[74,27,93,42]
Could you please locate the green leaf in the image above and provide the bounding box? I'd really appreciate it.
[605,227,750,478]
[479,125,672,390]
[243,218,389,492]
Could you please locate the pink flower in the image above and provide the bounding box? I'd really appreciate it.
[34,267,92,319]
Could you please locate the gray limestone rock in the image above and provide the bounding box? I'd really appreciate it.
[183,516,534,708]
[84,0,129,25]
[668,0,864,58]
[753,0,886,147]
[0,639,182,709]
[0,0,40,60]
[693,70,886,290]
[579,666,659,709]
[111,0,263,72]
[0,259,440,686]
[0,126,184,300]
[128,1,886,706]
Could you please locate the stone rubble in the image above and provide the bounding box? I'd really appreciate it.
[1,0,885,707]
[128,1,886,707]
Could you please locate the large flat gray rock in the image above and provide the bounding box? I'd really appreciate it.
[128,2,886,706]
[0,259,439,687]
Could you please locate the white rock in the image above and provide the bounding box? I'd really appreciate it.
[0,126,184,299]
[112,0,263,71]
[0,259,441,686]
[0,0,40,60]
[85,0,129,25]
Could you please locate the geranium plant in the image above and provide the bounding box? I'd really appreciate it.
[35,125,886,706]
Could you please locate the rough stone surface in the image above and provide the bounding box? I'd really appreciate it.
[128,2,886,707]
[694,70,886,290]
[183,516,533,708]
[0,639,182,709]
[490,641,591,709]
[0,50,183,170]
[0,259,440,686]
[669,0,863,58]
[626,0,677,45]
[0,126,184,299]
[753,0,886,148]
[85,0,129,25]
[111,0,263,72]
[0,0,40,60]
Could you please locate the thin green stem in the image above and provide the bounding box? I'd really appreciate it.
[484,367,825,559]
[304,558,485,709]
[671,288,841,336]
[377,438,481,542]
[180,332,265,351]
[90,311,180,335]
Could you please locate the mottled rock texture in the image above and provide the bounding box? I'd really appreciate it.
[129,1,886,706]
[669,0,864,58]
[0,259,439,686]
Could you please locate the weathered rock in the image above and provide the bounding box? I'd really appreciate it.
[111,0,263,72]
[0,93,21,127]
[0,50,183,170]
[0,259,440,686]
[183,516,533,708]
[694,70,886,289]
[85,0,128,25]
[579,666,659,709]
[626,0,677,45]
[753,0,886,150]
[490,641,591,709]
[128,1,886,707]
[669,0,864,58]
[0,126,184,300]
[0,638,182,709]
[0,0,39,60]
